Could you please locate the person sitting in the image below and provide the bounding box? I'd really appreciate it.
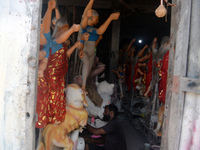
[82,104,127,150]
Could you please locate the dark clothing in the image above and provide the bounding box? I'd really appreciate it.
[102,119,127,150]
[88,143,105,150]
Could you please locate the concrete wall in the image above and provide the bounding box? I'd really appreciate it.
[0,0,41,149]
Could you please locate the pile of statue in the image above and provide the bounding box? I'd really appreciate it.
[36,0,120,149]
[119,36,171,137]
[36,0,173,149]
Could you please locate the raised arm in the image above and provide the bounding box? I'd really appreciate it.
[55,24,80,44]
[127,38,136,53]
[138,53,151,62]
[95,35,103,47]
[152,37,157,50]
[42,0,56,33]
[66,41,82,58]
[40,24,47,45]
[96,12,120,35]
[55,7,61,21]
[127,47,135,57]
[82,0,94,18]
[81,9,93,29]
[81,0,94,29]
[138,44,148,57]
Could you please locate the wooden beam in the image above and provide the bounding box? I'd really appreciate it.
[181,77,200,94]
[119,0,158,12]
[43,0,114,9]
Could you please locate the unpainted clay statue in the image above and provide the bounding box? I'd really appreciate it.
[40,24,47,46]
[124,38,136,91]
[132,45,149,91]
[36,84,88,150]
[79,0,120,93]
[144,37,157,98]
[143,36,170,136]
[144,36,170,99]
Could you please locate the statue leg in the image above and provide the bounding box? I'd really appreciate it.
[144,85,151,98]
[81,51,91,93]
[88,54,95,73]
[154,104,165,136]
[118,78,124,98]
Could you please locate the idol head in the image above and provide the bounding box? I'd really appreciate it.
[52,17,69,38]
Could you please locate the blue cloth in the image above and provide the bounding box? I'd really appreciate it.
[43,32,63,58]
[119,72,124,76]
[42,32,51,58]
[80,26,99,43]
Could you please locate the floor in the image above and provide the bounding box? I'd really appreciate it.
[117,112,148,150]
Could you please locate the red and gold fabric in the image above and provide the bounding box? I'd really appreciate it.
[36,46,68,128]
[158,51,169,103]
[144,54,153,96]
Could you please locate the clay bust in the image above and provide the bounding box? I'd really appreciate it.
[79,0,120,93]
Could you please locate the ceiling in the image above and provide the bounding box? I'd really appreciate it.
[44,0,161,12]
[42,0,172,76]
[42,0,172,48]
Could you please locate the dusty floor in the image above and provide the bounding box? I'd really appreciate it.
[117,112,148,150]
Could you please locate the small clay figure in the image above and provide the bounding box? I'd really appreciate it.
[112,64,126,98]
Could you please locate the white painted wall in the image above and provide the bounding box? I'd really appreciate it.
[179,93,200,150]
[0,0,41,149]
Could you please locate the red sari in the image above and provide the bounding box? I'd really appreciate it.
[36,46,68,128]
[158,51,169,103]
[144,54,153,96]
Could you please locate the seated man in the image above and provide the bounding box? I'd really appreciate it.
[82,104,127,150]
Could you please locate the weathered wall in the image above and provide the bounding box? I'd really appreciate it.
[179,0,200,149]
[161,0,200,149]
[0,0,41,149]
